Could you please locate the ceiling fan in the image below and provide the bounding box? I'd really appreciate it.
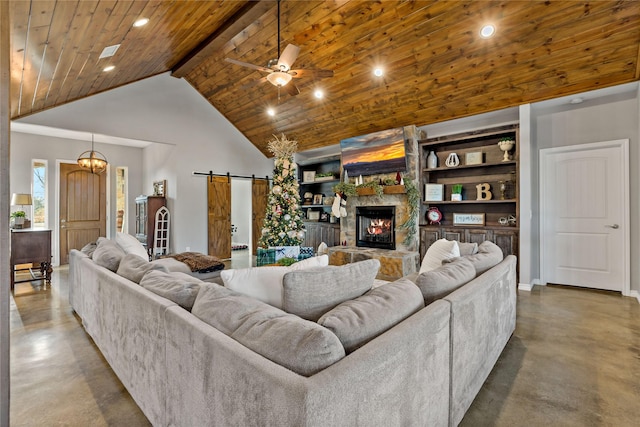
[225,0,333,96]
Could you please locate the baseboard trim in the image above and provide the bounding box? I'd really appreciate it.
[629,290,640,304]
[518,279,542,292]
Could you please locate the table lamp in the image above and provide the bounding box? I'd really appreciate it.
[11,193,32,229]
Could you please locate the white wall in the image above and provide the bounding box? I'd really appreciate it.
[231,179,252,247]
[17,73,273,255]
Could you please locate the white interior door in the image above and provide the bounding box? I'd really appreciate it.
[540,140,629,293]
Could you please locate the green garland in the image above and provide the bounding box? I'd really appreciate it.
[398,178,420,247]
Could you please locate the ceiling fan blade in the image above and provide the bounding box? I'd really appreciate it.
[225,58,272,73]
[284,82,300,96]
[290,69,334,79]
[240,76,268,91]
[277,44,300,71]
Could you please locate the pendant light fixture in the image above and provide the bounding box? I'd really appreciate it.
[77,134,108,174]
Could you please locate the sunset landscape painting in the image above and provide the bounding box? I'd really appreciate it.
[340,127,407,176]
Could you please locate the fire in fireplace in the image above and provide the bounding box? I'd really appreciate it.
[355,206,396,250]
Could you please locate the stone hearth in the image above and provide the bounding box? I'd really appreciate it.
[328,246,420,281]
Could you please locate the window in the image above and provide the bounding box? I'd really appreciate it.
[116,167,128,233]
[32,160,47,229]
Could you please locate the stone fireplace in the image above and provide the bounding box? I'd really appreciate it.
[355,206,395,250]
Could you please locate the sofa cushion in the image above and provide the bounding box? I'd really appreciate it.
[92,238,126,272]
[419,239,460,274]
[115,232,149,260]
[140,270,204,311]
[464,241,504,275]
[117,253,169,284]
[282,259,380,321]
[416,257,476,304]
[318,277,424,353]
[191,283,345,376]
[458,242,478,256]
[80,242,97,258]
[220,255,329,309]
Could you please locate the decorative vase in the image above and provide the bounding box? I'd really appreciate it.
[427,151,438,169]
[445,152,460,167]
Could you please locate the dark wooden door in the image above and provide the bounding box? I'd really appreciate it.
[207,176,231,259]
[252,178,269,253]
[59,163,106,265]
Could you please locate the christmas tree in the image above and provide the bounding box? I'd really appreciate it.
[258,134,305,247]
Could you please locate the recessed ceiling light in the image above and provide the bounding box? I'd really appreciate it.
[570,97,584,104]
[133,18,149,27]
[103,65,115,72]
[373,67,384,77]
[314,89,324,99]
[267,108,276,117]
[480,24,496,38]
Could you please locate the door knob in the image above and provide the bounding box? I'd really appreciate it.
[605,224,619,229]
[61,219,66,223]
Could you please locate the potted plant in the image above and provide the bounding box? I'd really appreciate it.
[451,184,463,201]
[11,210,26,227]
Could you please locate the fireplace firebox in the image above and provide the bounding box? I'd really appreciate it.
[355,206,396,250]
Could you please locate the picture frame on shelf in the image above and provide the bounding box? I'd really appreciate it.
[307,210,320,221]
[153,180,166,197]
[303,171,316,183]
[320,212,329,222]
[465,152,483,165]
[313,194,323,205]
[424,183,444,202]
[453,213,485,226]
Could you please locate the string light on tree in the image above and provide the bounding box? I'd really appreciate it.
[258,134,305,247]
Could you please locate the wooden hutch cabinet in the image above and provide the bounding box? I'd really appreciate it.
[419,125,519,262]
[135,195,166,255]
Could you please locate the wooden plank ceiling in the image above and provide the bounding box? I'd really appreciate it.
[9,0,640,156]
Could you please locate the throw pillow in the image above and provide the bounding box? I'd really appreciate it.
[416,257,476,304]
[419,238,460,274]
[80,242,97,258]
[92,238,126,272]
[464,241,504,276]
[140,270,204,311]
[458,241,478,256]
[117,253,169,284]
[318,277,424,353]
[191,283,345,376]
[115,232,149,260]
[282,259,380,321]
[220,255,329,308]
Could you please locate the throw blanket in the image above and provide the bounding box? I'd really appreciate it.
[163,252,225,273]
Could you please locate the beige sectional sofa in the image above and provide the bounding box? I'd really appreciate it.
[69,238,516,426]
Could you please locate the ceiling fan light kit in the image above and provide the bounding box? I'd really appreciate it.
[266,71,293,87]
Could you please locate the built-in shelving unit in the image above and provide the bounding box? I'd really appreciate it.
[297,156,341,248]
[418,124,519,261]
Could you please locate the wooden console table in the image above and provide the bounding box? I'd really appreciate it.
[10,229,52,291]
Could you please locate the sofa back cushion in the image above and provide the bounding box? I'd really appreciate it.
[117,253,169,284]
[140,270,204,311]
[191,283,345,376]
[92,238,126,272]
[464,241,504,276]
[419,238,460,274]
[458,242,478,256]
[220,255,329,309]
[115,232,149,260]
[282,259,380,321]
[318,277,424,353]
[417,257,476,304]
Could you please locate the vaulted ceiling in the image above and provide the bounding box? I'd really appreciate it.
[9,0,640,156]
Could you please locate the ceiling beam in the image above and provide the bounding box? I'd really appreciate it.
[171,0,273,79]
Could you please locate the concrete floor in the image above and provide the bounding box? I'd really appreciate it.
[9,262,640,426]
